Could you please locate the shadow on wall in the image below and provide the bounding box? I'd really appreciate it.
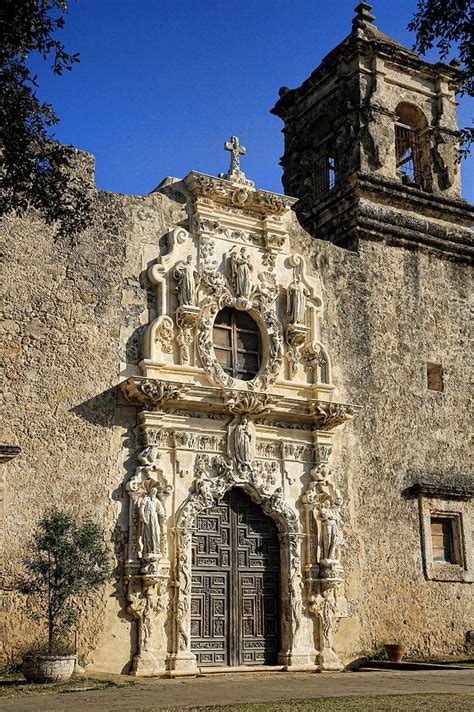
[71,385,140,673]
[70,385,121,428]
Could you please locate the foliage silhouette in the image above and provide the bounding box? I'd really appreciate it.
[408,0,473,156]
[0,1,92,240]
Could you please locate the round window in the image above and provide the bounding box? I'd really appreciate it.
[212,307,262,381]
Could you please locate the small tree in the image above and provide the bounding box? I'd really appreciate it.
[18,509,111,654]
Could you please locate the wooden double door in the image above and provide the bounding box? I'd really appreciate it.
[190,488,280,667]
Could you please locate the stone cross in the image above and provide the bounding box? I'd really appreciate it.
[219,135,254,187]
[225,136,246,174]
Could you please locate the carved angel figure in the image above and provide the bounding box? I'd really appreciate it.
[174,255,198,306]
[229,247,252,299]
[139,487,166,560]
[287,272,309,324]
[234,415,254,470]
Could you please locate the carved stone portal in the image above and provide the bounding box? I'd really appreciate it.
[121,151,357,675]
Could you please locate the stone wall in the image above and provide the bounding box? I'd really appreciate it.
[0,155,187,670]
[1,150,471,670]
[290,220,472,660]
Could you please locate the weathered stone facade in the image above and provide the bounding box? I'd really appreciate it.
[1,3,472,673]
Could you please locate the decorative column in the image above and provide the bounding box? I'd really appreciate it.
[167,526,199,675]
[302,442,347,671]
[121,379,186,675]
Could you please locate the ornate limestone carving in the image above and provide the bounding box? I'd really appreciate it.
[138,483,167,563]
[174,255,199,307]
[287,271,309,325]
[301,342,328,379]
[121,378,185,409]
[218,135,255,188]
[256,441,280,459]
[155,315,174,354]
[262,250,277,271]
[175,304,200,366]
[252,459,279,491]
[196,276,284,393]
[225,391,275,415]
[286,323,309,377]
[126,444,171,572]
[254,271,278,312]
[228,246,253,302]
[315,445,333,464]
[184,171,296,216]
[282,442,314,462]
[126,569,169,674]
[172,431,226,453]
[230,416,256,473]
[302,463,346,671]
[309,401,356,429]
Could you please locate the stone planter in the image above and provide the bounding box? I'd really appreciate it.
[384,644,405,663]
[22,654,76,683]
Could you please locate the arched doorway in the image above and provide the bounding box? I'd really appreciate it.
[190,488,280,667]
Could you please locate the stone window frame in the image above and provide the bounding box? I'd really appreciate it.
[419,493,473,583]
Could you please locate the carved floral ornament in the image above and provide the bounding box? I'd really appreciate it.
[183,171,297,216]
[121,378,186,408]
[196,257,285,393]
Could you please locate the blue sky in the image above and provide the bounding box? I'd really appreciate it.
[29,0,473,201]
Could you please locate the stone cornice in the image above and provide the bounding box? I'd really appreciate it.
[0,445,21,464]
[271,26,462,119]
[301,173,473,261]
[405,480,473,501]
[120,377,359,431]
[183,171,297,217]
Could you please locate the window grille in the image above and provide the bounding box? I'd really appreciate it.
[213,307,262,381]
[314,150,336,196]
[395,124,422,186]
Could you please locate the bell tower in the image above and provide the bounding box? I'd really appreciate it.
[271,3,473,257]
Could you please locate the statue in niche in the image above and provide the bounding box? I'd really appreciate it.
[174,255,199,306]
[234,416,254,470]
[287,271,309,325]
[138,486,167,561]
[229,246,253,299]
[194,457,215,510]
[318,499,340,562]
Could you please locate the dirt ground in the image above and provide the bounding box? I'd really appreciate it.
[1,668,473,711]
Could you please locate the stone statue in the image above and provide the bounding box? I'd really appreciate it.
[318,501,339,562]
[139,487,166,560]
[195,459,215,510]
[174,255,198,306]
[229,247,252,299]
[234,416,254,469]
[287,272,309,324]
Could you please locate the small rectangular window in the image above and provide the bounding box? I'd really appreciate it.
[431,517,456,564]
[427,362,443,391]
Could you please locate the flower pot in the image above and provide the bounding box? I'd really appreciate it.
[384,644,405,663]
[22,654,76,683]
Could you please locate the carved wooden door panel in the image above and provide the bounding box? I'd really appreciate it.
[191,488,280,667]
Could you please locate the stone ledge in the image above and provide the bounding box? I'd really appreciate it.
[405,480,473,501]
[0,445,21,463]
